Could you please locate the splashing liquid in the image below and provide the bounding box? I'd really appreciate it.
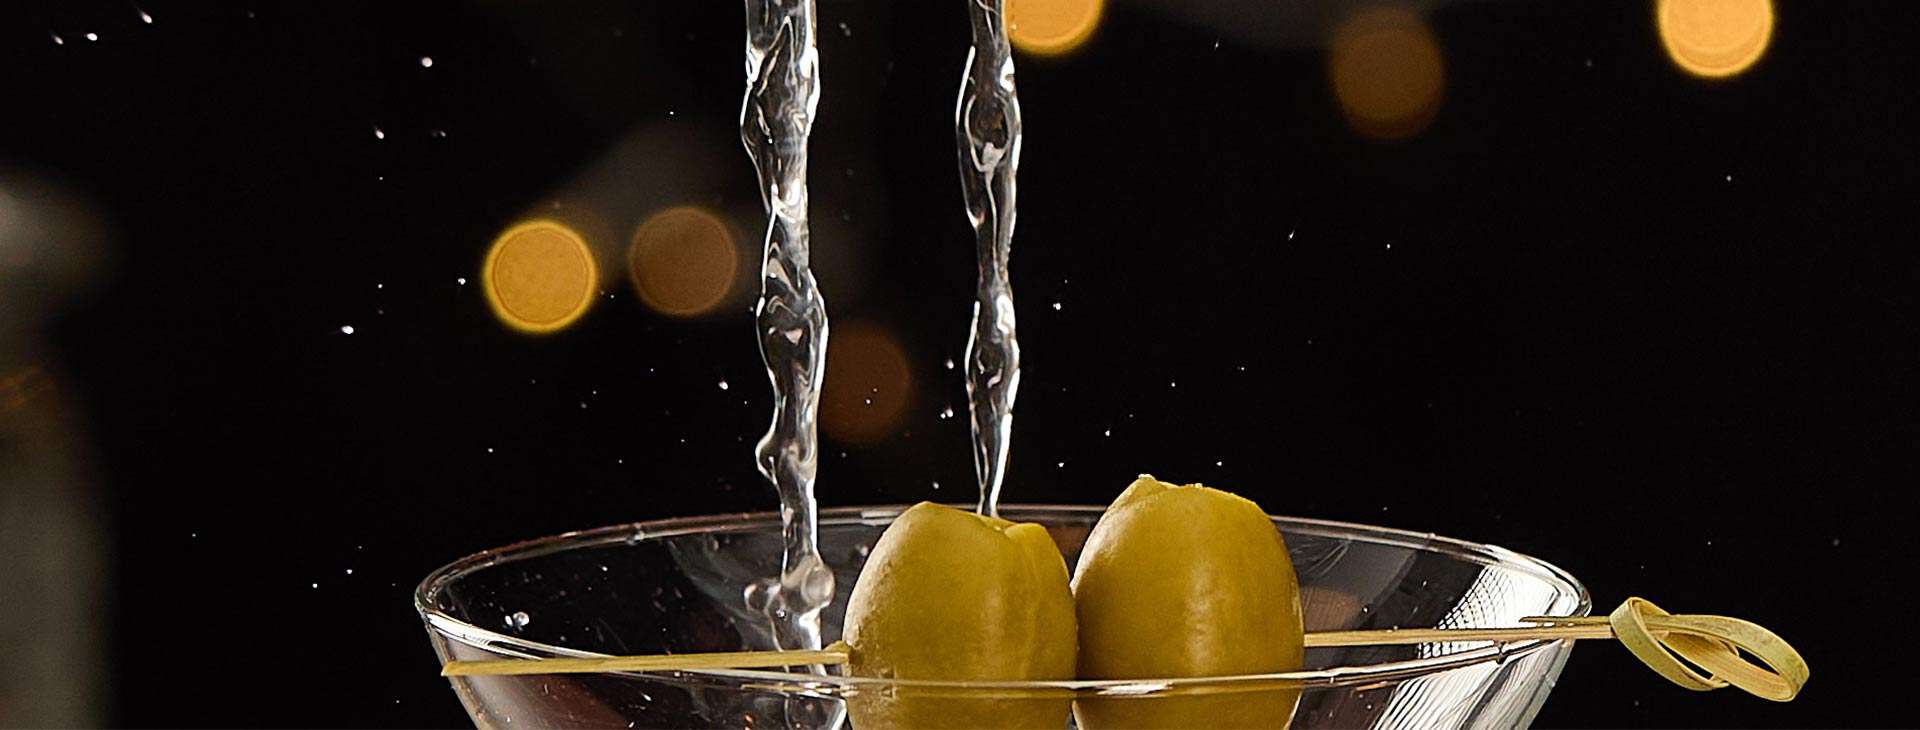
[739,0,833,652]
[956,0,1025,518]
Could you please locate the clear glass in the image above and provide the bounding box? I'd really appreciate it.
[417,505,1588,728]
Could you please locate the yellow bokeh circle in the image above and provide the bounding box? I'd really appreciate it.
[482,219,597,334]
[1007,0,1104,58]
[1658,0,1774,79]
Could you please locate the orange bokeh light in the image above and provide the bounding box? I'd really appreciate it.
[1658,0,1773,79]
[819,322,914,445]
[627,206,740,318]
[1007,0,1104,58]
[1328,7,1446,142]
[482,219,597,334]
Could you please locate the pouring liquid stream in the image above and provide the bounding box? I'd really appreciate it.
[957,0,1025,518]
[739,0,833,653]
[736,0,1026,653]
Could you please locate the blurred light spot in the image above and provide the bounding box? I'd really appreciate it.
[482,220,597,334]
[0,366,49,414]
[85,32,99,42]
[820,322,913,444]
[419,56,434,68]
[1658,0,1772,79]
[627,206,738,318]
[1007,0,1104,57]
[339,325,354,335]
[1328,7,1446,141]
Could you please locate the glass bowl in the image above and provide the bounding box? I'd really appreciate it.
[417,505,1588,728]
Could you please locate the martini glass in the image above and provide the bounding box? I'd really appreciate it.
[417,505,1588,729]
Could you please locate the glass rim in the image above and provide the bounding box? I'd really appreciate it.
[416,503,1590,692]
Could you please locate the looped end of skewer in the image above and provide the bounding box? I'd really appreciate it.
[1527,597,1808,702]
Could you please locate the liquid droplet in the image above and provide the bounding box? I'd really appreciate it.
[419,56,434,68]
[718,379,730,390]
[339,325,355,335]
[505,611,531,630]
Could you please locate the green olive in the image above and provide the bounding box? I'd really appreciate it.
[1071,476,1306,729]
[842,502,1077,729]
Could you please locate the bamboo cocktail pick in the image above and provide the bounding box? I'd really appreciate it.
[440,597,1807,702]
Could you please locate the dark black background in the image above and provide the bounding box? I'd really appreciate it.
[4,0,1914,727]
